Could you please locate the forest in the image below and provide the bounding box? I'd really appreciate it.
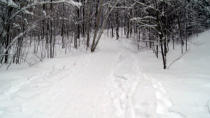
[1,1,210,118]
[0,0,210,69]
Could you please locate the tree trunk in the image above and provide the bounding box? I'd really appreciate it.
[116,9,119,40]
[160,38,167,69]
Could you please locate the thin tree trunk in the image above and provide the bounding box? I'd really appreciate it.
[116,8,119,40]
[160,39,166,69]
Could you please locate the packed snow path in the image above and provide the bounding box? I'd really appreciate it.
[1,31,210,118]
[109,47,182,118]
[0,35,174,118]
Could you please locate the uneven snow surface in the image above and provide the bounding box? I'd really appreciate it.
[0,31,210,118]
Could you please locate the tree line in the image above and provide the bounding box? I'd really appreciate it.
[0,0,210,69]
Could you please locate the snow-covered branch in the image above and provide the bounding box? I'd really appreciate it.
[9,0,81,21]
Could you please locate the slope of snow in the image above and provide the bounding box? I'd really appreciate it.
[0,30,210,118]
[136,30,210,118]
[0,37,120,118]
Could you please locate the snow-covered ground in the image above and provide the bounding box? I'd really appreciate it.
[0,30,210,118]
[137,31,210,118]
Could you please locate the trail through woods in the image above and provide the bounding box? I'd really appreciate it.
[0,32,210,118]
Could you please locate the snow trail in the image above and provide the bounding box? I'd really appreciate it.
[109,51,140,118]
[108,49,158,118]
[108,39,184,118]
[0,36,183,118]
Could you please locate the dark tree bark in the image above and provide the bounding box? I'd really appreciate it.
[115,8,119,40]
[74,0,80,49]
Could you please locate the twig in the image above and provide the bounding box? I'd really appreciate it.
[167,51,188,69]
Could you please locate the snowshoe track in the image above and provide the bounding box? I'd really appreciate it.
[110,51,184,118]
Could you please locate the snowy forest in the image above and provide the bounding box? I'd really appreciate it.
[0,0,210,118]
[1,0,210,69]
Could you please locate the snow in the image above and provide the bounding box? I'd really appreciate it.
[136,30,210,118]
[0,0,18,8]
[64,0,82,7]
[0,30,210,118]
